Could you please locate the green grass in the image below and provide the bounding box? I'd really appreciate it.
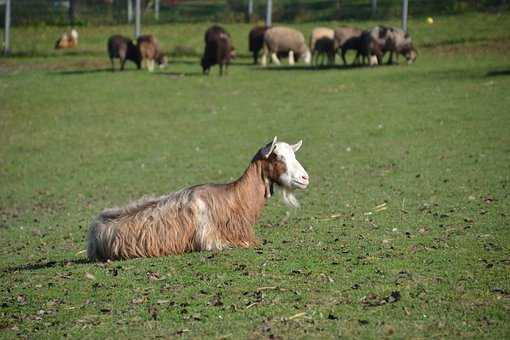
[1,13,510,339]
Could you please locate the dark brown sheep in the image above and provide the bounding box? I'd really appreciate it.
[107,35,141,71]
[201,25,235,76]
[333,27,363,65]
[249,26,269,65]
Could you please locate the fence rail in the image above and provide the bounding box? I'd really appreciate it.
[1,0,508,27]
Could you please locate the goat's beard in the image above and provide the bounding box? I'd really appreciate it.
[281,188,300,208]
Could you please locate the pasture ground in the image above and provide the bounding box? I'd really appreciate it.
[1,12,509,339]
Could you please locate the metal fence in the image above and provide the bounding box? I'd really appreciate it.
[1,0,508,26]
[1,0,508,55]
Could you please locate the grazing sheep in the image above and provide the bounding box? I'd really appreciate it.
[369,26,417,65]
[249,26,269,65]
[107,35,141,71]
[54,29,78,50]
[201,25,235,76]
[262,26,311,67]
[333,26,363,65]
[137,35,168,72]
[309,27,335,66]
[87,137,310,262]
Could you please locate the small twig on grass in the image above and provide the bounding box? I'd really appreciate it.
[246,302,259,309]
[288,312,306,320]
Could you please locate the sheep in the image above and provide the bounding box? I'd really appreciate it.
[313,37,336,66]
[201,25,235,76]
[87,137,310,262]
[137,35,168,72]
[107,35,142,71]
[261,26,311,67]
[54,29,78,50]
[369,26,417,65]
[309,27,335,66]
[333,26,363,65]
[249,26,269,65]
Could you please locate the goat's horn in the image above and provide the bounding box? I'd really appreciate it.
[291,140,302,152]
[262,136,278,158]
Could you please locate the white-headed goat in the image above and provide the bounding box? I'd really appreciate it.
[87,137,309,261]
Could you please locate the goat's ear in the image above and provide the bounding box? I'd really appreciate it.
[291,140,302,153]
[262,136,278,158]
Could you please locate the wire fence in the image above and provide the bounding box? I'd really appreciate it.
[1,0,508,27]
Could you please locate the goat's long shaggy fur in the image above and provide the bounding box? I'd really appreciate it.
[88,161,270,262]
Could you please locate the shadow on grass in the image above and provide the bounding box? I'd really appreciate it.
[2,258,90,273]
[4,49,103,59]
[253,64,364,72]
[486,69,510,77]
[55,68,113,75]
[158,71,203,77]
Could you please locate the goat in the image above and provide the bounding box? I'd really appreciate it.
[309,27,335,66]
[54,29,78,50]
[262,27,311,67]
[107,35,141,71]
[87,137,309,262]
[137,35,168,72]
[201,25,235,76]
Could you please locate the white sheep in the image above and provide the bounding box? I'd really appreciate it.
[261,27,311,67]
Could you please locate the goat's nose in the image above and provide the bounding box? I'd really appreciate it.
[301,175,309,183]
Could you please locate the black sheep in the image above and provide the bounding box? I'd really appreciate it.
[107,35,141,71]
[201,25,235,76]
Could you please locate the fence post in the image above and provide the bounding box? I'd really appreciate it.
[402,0,408,32]
[266,0,272,27]
[3,0,11,56]
[69,0,77,25]
[128,0,133,23]
[371,0,377,18]
[155,0,160,21]
[248,0,253,21]
[135,0,141,37]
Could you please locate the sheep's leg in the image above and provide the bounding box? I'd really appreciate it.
[219,64,223,76]
[342,49,348,65]
[148,60,155,72]
[120,58,126,71]
[387,51,394,65]
[352,51,359,65]
[111,58,115,72]
[271,53,281,65]
[288,51,295,65]
[253,51,258,65]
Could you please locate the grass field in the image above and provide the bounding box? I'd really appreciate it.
[1,12,510,339]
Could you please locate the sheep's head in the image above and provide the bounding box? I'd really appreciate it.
[303,50,312,64]
[156,54,168,68]
[402,44,417,64]
[256,136,309,207]
[70,29,78,40]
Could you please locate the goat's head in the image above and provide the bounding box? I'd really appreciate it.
[255,136,309,207]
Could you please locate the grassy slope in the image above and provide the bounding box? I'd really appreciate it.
[1,13,509,339]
